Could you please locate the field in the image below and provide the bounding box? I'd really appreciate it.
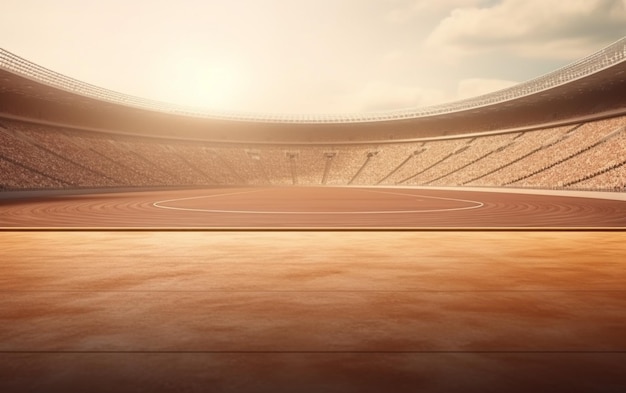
[2,186,626,228]
[1,187,626,392]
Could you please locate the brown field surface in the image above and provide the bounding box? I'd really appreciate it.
[1,230,625,392]
[1,187,626,228]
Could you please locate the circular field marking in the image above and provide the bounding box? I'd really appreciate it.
[1,186,625,228]
[152,187,484,215]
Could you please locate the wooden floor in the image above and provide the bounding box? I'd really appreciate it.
[1,231,625,392]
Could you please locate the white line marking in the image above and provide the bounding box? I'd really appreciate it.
[151,188,484,215]
[361,188,485,211]
[152,189,264,209]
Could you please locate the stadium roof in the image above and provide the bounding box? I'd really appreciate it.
[1,37,625,125]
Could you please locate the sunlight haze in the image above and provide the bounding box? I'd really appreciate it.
[2,0,625,114]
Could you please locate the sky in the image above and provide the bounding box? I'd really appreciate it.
[1,0,625,115]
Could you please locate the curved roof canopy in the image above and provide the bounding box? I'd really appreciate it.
[1,37,625,124]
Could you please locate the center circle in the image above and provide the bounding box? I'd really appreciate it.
[152,188,484,214]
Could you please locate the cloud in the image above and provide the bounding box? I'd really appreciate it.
[456,78,518,100]
[426,0,626,59]
[385,0,490,24]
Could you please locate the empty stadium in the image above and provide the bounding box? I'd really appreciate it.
[1,30,626,393]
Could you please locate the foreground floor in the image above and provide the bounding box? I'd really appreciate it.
[1,231,625,392]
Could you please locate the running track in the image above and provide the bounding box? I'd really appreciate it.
[1,187,625,228]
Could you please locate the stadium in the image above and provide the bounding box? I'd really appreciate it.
[1,30,626,393]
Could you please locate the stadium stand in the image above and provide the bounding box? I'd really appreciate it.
[466,125,578,187]
[392,139,468,185]
[0,120,108,187]
[429,133,521,186]
[0,114,625,191]
[297,148,328,185]
[324,146,373,185]
[0,38,625,192]
[353,144,420,185]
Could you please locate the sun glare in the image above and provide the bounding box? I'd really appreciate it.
[159,56,245,110]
